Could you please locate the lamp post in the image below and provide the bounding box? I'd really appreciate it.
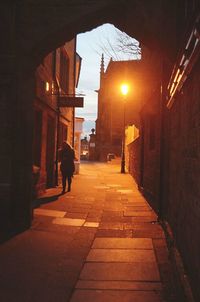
[120,83,129,173]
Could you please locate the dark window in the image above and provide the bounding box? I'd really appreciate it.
[33,110,42,166]
[60,50,69,93]
[149,116,156,150]
[59,122,68,148]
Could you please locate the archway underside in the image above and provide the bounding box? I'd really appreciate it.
[17,0,175,68]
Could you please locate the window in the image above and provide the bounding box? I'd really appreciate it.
[60,50,69,93]
[59,122,68,148]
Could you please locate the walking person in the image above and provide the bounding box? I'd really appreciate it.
[59,141,75,194]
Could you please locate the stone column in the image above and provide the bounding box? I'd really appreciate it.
[0,3,36,234]
[0,61,35,234]
[10,65,35,232]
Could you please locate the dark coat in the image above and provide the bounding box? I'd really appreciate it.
[60,146,75,176]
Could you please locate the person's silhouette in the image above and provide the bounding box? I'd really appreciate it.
[59,142,75,194]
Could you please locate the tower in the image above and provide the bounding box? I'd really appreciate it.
[100,53,104,82]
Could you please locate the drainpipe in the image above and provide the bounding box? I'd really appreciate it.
[53,50,60,186]
[72,36,77,148]
[158,60,165,221]
[55,87,60,187]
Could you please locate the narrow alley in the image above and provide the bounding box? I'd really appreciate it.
[0,161,179,302]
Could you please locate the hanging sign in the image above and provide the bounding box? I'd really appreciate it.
[58,96,84,107]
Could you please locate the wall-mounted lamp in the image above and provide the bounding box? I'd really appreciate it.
[45,82,50,92]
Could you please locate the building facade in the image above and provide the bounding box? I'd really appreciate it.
[33,39,79,197]
[74,117,84,173]
[95,52,155,161]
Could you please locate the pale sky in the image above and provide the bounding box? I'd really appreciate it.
[75,23,139,137]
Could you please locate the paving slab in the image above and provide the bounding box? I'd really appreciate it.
[96,229,133,238]
[133,229,165,239]
[70,289,162,302]
[102,210,123,217]
[124,211,157,217]
[86,217,101,223]
[92,238,153,249]
[66,206,90,213]
[86,249,157,262]
[85,197,95,201]
[80,262,160,281]
[94,185,109,189]
[123,222,137,230]
[99,222,124,230]
[66,212,88,219]
[75,280,162,291]
[132,216,158,223]
[52,218,85,226]
[125,206,152,211]
[130,202,148,206]
[117,189,134,193]
[34,208,66,218]
[84,222,99,228]
[102,217,132,223]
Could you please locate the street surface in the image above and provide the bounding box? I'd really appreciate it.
[0,161,178,302]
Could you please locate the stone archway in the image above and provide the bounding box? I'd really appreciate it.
[0,0,176,234]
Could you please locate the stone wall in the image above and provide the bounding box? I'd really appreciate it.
[167,57,200,301]
[127,138,141,185]
[142,110,162,211]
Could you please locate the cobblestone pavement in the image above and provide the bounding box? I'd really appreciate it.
[0,161,178,302]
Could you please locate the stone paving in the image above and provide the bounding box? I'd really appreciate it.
[0,161,177,302]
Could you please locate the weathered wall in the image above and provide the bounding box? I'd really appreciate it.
[129,50,200,302]
[141,109,161,211]
[167,57,200,300]
[127,138,141,184]
[131,48,163,212]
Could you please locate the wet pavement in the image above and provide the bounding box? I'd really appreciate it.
[0,161,178,302]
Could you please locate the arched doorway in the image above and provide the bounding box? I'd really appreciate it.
[1,0,174,233]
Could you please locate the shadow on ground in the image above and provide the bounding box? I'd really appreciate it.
[33,193,62,208]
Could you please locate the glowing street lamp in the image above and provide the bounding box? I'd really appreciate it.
[120,83,129,173]
[121,84,129,96]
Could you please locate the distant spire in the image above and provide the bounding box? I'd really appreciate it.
[100,53,104,74]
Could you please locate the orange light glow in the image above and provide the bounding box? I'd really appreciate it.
[45,82,50,92]
[120,83,129,96]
